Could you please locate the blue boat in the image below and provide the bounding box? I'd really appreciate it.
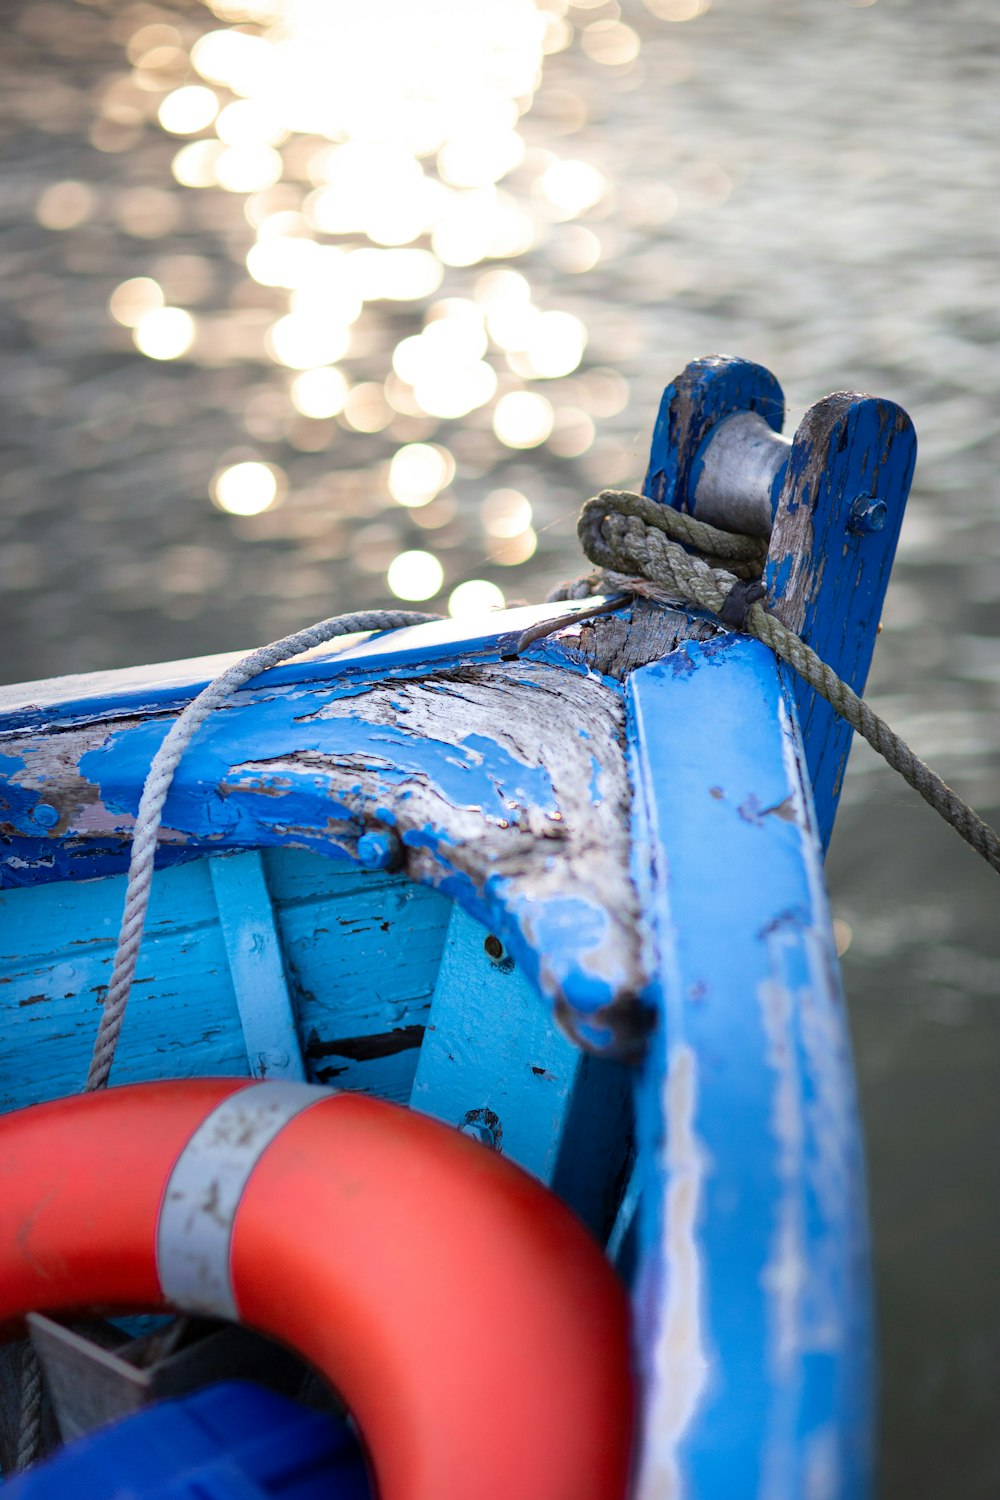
[0,355,917,1498]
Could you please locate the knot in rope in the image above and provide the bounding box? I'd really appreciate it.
[563,488,1000,878]
[574,488,768,626]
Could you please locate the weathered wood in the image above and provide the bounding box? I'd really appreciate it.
[628,635,872,1500]
[0,860,249,1110]
[265,852,449,1101]
[765,392,916,846]
[0,652,650,1057]
[555,597,719,680]
[645,355,915,848]
[0,599,617,736]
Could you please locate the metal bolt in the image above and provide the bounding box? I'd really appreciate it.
[459,1108,501,1150]
[30,803,59,830]
[356,828,402,872]
[847,494,888,535]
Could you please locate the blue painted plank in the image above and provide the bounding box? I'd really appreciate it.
[411,902,586,1183]
[0,861,249,1109]
[264,852,450,1101]
[0,598,610,735]
[208,852,305,1081]
[411,902,634,1235]
[626,635,872,1500]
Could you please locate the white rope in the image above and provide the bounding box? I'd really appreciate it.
[85,610,438,1092]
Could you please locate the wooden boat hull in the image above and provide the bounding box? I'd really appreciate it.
[0,356,917,1497]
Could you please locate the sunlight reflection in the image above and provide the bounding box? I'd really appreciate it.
[290,367,349,419]
[123,0,644,568]
[449,580,506,617]
[213,460,284,514]
[481,489,533,538]
[494,391,554,448]
[389,444,456,507]
[387,549,444,601]
[109,277,164,327]
[158,85,219,135]
[133,306,196,360]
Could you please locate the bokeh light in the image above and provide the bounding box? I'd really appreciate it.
[133,307,196,360]
[290,367,349,418]
[158,86,220,135]
[36,181,95,231]
[212,460,284,515]
[449,580,505,618]
[481,489,533,538]
[493,391,554,448]
[388,444,456,507]
[108,277,164,328]
[387,549,444,600]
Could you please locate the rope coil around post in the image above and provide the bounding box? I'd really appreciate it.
[574,489,1000,878]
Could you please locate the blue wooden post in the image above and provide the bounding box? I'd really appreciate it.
[627,637,873,1500]
[764,393,916,846]
[645,356,916,846]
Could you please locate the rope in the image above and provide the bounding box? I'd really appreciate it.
[86,610,437,1092]
[14,1345,43,1473]
[573,490,1000,876]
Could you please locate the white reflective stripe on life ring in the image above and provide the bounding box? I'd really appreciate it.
[156,1081,332,1319]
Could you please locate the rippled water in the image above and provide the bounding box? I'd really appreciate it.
[1,1,998,1494]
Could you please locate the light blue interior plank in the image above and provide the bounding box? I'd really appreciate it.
[209,852,305,1081]
[411,903,586,1182]
[263,849,451,1099]
[412,902,634,1237]
[0,861,249,1111]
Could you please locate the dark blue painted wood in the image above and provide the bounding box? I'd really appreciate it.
[764,393,917,847]
[627,635,872,1500]
[644,356,915,848]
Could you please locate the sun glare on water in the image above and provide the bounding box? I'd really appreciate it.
[102,0,656,603]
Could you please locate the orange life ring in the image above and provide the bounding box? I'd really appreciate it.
[0,1078,633,1500]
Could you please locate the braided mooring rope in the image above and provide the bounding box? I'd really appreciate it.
[573,489,1000,876]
